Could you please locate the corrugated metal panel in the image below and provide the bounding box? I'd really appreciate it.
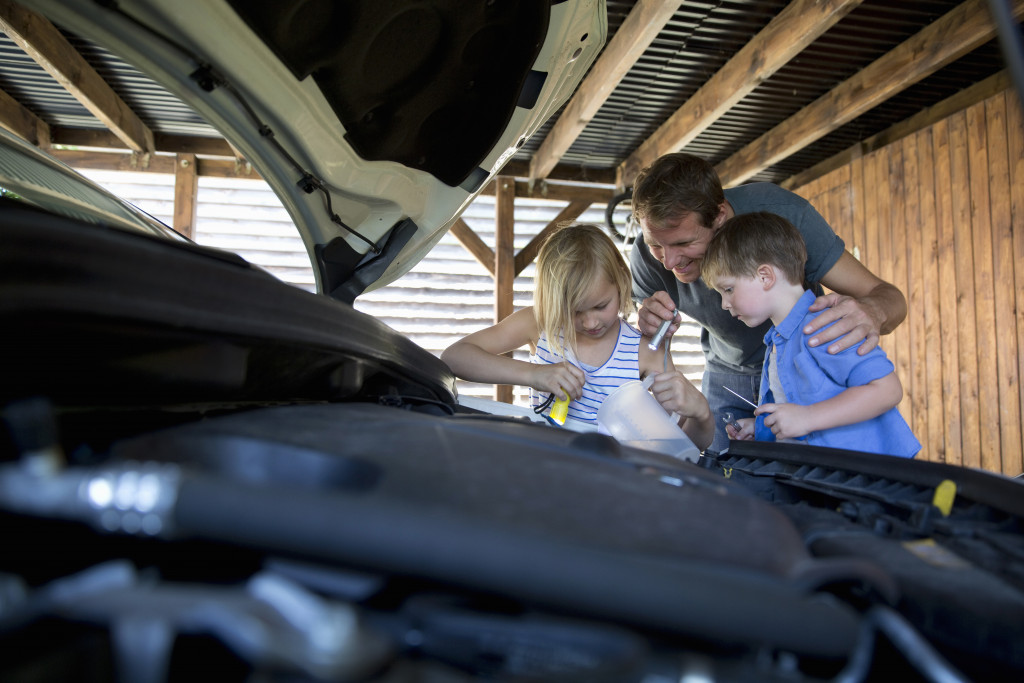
[513,0,1008,184]
[78,169,707,404]
[0,31,219,137]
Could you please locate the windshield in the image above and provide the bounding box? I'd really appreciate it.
[0,129,185,240]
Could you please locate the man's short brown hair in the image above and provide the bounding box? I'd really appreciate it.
[632,153,725,229]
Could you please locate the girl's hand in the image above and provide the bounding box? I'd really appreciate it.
[529,362,585,400]
[725,417,755,440]
[648,370,714,451]
[754,402,813,440]
[648,370,706,418]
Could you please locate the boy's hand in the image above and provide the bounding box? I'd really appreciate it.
[530,362,585,400]
[754,402,813,440]
[725,417,755,440]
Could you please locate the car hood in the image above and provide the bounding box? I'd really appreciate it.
[32,0,605,302]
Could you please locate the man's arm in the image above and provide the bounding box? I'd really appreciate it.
[805,251,907,355]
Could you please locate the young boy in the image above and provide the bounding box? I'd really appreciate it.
[701,212,920,458]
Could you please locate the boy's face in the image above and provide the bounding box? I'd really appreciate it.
[714,274,772,327]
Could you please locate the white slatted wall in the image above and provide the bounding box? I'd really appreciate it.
[80,170,705,404]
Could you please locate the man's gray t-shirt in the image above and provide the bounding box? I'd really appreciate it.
[630,183,846,375]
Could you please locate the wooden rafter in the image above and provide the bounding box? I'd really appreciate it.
[0,83,49,147]
[617,0,863,188]
[781,70,1012,190]
[528,0,682,185]
[715,0,1024,187]
[0,0,153,155]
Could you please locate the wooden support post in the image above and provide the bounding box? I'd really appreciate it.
[173,153,198,240]
[494,176,516,403]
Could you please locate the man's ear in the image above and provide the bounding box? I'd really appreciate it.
[711,202,728,230]
[756,264,776,289]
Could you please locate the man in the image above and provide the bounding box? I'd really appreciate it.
[630,153,906,454]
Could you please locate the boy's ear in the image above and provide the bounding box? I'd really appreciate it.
[756,264,775,289]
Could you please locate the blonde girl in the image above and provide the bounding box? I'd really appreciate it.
[441,223,713,449]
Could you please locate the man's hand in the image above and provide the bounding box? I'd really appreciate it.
[804,292,884,355]
[637,291,680,338]
[811,252,907,355]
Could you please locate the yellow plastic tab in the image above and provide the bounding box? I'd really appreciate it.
[550,395,569,425]
[932,479,957,517]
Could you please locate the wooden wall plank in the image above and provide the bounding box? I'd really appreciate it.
[915,128,945,461]
[986,94,1022,474]
[887,142,911,424]
[932,119,963,466]
[949,111,981,468]
[902,133,927,444]
[966,102,1000,472]
[1008,92,1024,476]
[849,155,866,268]
[861,150,880,301]
[874,149,895,366]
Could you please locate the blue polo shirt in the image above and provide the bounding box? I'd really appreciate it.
[755,291,920,458]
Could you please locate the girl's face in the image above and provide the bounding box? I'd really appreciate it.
[573,275,621,342]
[715,274,772,327]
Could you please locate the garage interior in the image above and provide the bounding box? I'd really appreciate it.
[1,0,1022,477]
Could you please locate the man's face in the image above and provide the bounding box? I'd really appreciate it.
[640,208,723,284]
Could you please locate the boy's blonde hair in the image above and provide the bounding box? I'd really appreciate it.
[702,211,807,290]
[534,223,633,358]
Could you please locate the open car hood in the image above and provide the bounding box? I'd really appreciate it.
[32,0,605,301]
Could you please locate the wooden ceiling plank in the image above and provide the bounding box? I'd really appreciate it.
[716,0,1024,187]
[0,0,154,155]
[528,0,683,185]
[617,0,863,188]
[0,83,50,146]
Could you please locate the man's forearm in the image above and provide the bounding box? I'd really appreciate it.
[865,282,907,335]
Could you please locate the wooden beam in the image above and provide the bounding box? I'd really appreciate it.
[450,217,495,276]
[782,71,1013,190]
[528,0,682,184]
[49,147,175,173]
[173,153,198,240]
[499,160,615,186]
[480,179,613,204]
[618,0,863,188]
[716,0,1024,187]
[0,0,154,155]
[0,83,50,147]
[51,127,238,157]
[514,200,590,276]
[494,176,516,403]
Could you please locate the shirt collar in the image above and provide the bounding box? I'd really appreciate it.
[764,289,816,345]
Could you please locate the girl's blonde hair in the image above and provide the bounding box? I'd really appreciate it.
[533,223,633,358]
